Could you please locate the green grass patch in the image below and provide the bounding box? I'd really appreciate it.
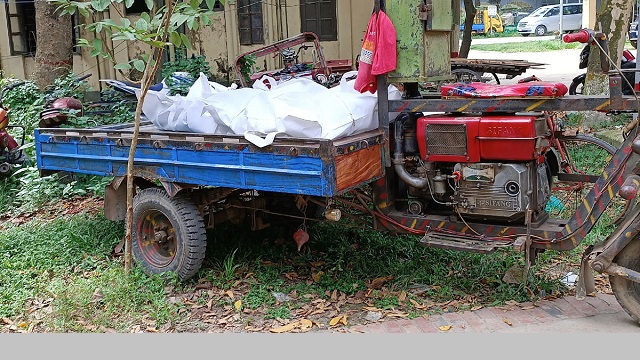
[470,39,582,52]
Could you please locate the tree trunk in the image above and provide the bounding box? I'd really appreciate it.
[584,0,635,96]
[34,0,73,90]
[459,0,476,58]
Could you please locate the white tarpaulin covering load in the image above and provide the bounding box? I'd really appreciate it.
[139,72,401,147]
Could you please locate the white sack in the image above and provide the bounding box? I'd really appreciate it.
[140,72,400,148]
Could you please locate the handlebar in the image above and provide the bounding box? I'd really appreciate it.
[563,29,610,73]
[562,29,591,43]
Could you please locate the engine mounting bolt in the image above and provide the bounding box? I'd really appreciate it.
[592,262,604,272]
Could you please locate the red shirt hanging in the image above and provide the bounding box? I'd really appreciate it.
[354,10,397,94]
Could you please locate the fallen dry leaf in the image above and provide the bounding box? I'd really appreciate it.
[438,325,452,331]
[312,271,324,282]
[1,318,13,325]
[398,291,407,302]
[330,315,345,326]
[385,311,409,318]
[224,290,234,299]
[409,299,427,310]
[234,300,242,311]
[270,322,297,333]
[520,305,536,310]
[299,319,313,330]
[370,276,394,290]
[502,318,513,326]
[270,319,314,333]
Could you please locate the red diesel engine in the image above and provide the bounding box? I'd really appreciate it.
[401,113,552,222]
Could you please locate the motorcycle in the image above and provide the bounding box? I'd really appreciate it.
[569,44,636,95]
[0,81,28,177]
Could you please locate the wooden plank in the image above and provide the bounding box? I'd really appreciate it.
[335,144,383,191]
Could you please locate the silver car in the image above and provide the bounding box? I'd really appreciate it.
[517,4,583,36]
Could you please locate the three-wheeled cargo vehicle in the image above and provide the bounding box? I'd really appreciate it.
[34,0,640,325]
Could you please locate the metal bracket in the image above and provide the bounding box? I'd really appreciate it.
[576,245,597,300]
[418,1,432,22]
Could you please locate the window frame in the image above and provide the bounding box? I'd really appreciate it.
[237,0,264,45]
[299,0,338,42]
[5,0,36,56]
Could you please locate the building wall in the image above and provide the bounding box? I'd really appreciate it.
[0,0,377,89]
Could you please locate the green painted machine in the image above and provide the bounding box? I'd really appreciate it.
[385,0,456,84]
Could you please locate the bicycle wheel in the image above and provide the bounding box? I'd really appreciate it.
[547,134,619,219]
[451,68,483,83]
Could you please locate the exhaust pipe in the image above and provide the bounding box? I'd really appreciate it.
[392,113,429,189]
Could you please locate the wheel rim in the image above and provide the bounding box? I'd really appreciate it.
[536,26,545,36]
[136,209,177,268]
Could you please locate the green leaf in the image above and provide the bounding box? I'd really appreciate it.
[92,38,103,52]
[90,0,111,12]
[190,0,200,9]
[144,0,154,11]
[134,18,149,31]
[133,59,146,72]
[90,48,101,57]
[179,33,192,49]
[205,0,216,10]
[170,31,182,47]
[125,0,134,8]
[172,13,188,27]
[187,17,199,31]
[140,12,151,23]
[114,63,132,70]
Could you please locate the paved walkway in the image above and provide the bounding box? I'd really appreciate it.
[347,293,640,333]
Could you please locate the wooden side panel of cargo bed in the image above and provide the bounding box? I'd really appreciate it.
[335,144,383,191]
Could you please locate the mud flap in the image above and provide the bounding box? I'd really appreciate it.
[104,176,127,221]
[576,245,596,300]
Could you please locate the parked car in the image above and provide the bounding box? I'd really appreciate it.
[629,20,638,49]
[517,3,583,36]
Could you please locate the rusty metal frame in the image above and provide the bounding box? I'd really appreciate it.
[232,32,330,87]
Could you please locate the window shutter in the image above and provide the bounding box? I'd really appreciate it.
[300,0,337,41]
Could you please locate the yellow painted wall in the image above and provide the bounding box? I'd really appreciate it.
[0,1,370,87]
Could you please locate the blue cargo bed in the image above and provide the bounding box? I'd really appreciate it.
[35,122,386,197]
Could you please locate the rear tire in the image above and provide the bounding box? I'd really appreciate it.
[132,187,207,281]
[569,75,585,95]
[451,68,483,83]
[610,238,640,325]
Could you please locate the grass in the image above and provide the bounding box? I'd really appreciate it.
[0,208,574,332]
[471,39,583,52]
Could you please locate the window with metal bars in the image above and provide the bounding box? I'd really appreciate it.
[5,1,81,57]
[300,0,337,41]
[237,0,264,45]
[5,0,36,56]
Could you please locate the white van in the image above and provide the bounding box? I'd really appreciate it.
[517,3,583,36]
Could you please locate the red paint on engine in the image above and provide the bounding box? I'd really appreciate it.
[417,115,540,162]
